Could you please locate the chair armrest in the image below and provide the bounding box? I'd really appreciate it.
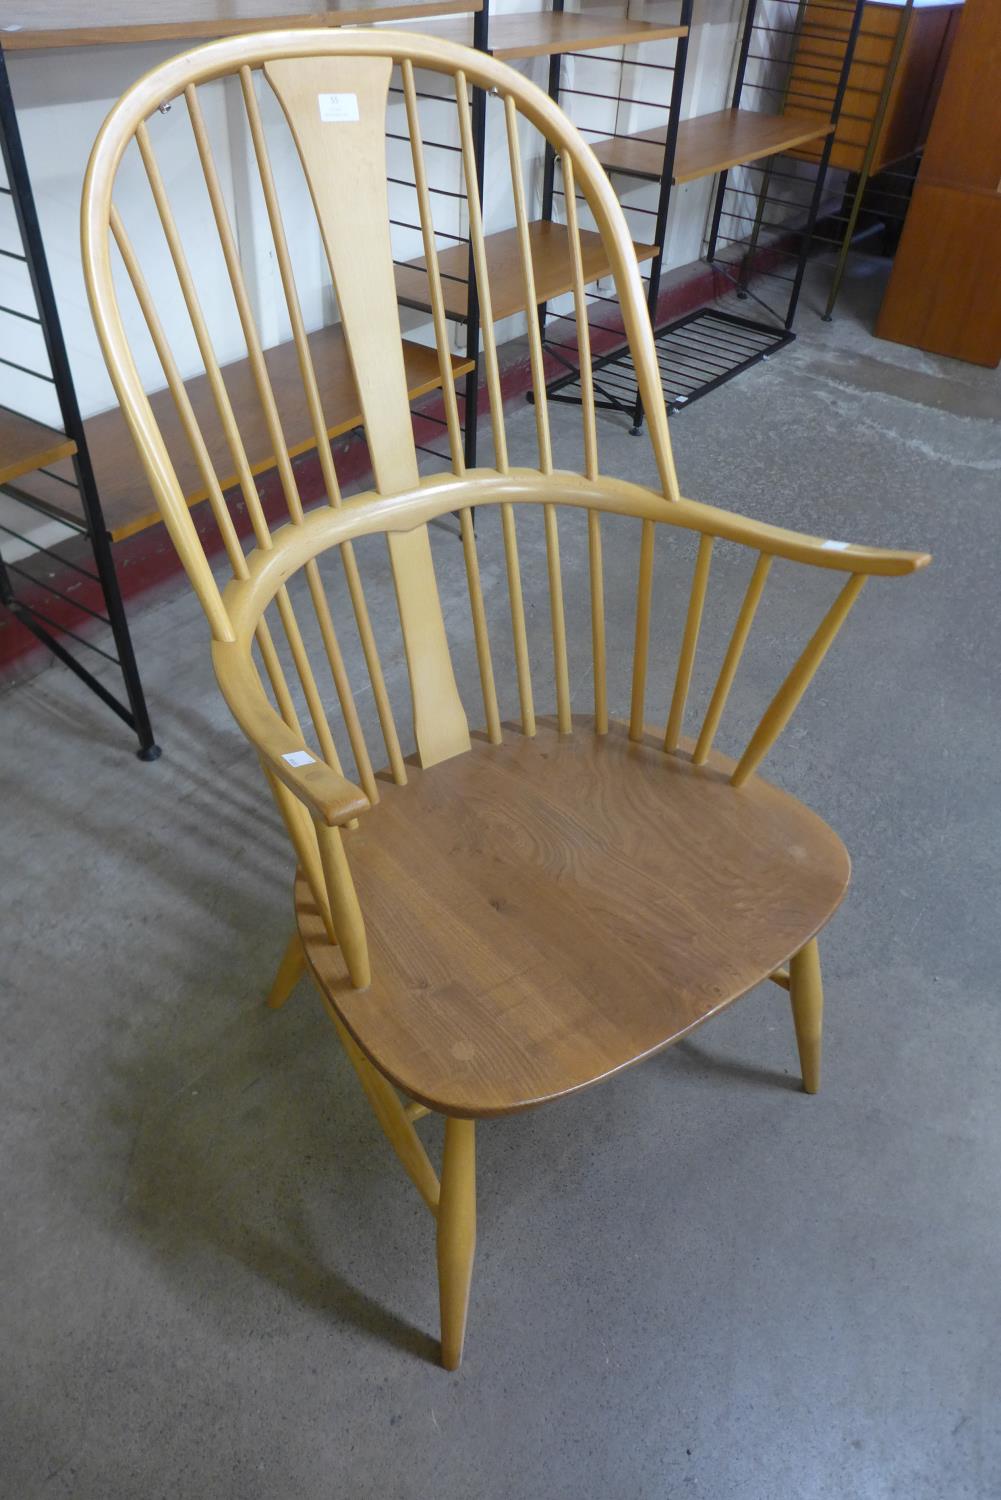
[256,726,370,828]
[675,494,931,577]
[212,637,370,827]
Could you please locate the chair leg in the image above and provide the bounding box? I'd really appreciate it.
[437,1117,476,1371]
[789,937,823,1094]
[327,1012,440,1214]
[266,928,306,1010]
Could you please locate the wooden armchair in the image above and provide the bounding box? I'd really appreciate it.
[82,29,929,1370]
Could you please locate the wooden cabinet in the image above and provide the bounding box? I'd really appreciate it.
[790,0,961,174]
[876,0,1001,366]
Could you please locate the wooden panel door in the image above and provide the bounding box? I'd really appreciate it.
[876,0,1001,365]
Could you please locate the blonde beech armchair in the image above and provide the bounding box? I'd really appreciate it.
[82,29,929,1370]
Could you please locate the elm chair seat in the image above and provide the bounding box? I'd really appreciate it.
[300,719,850,1118]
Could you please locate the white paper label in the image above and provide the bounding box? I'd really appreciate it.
[821,539,851,552]
[282,750,316,767]
[318,92,360,123]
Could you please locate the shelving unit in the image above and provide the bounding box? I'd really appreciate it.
[0,2,480,742]
[392,1,805,447]
[0,45,159,757]
[386,2,688,466]
[22,328,472,544]
[875,0,997,365]
[543,0,865,428]
[784,0,962,321]
[394,0,861,442]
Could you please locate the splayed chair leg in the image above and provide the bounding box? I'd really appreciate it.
[437,1116,476,1371]
[789,937,824,1094]
[266,928,306,1009]
[324,1010,440,1214]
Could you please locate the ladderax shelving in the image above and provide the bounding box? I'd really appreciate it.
[395,0,865,443]
[386,0,690,465]
[0,44,158,756]
[542,0,866,427]
[0,0,479,734]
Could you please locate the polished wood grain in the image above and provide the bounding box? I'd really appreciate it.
[591,109,832,186]
[395,220,658,322]
[395,10,687,61]
[0,0,482,49]
[917,0,999,191]
[75,329,470,541]
[873,3,957,173]
[876,0,1001,367]
[298,718,851,1118]
[875,181,1001,366]
[0,408,75,487]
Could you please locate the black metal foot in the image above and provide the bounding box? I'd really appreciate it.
[736,290,748,300]
[137,743,163,762]
[629,424,643,437]
[821,314,833,323]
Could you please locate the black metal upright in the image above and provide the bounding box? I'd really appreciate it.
[704,0,758,264]
[0,45,158,758]
[535,0,566,351]
[782,0,864,328]
[705,0,867,324]
[628,0,693,434]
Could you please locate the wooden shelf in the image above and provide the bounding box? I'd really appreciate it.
[591,109,834,185]
[0,0,483,50]
[0,408,76,488]
[395,221,658,322]
[20,326,469,542]
[395,10,687,60]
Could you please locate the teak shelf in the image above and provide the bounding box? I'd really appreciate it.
[396,9,687,60]
[0,408,77,488]
[395,222,658,323]
[591,109,834,186]
[0,0,483,49]
[39,329,471,542]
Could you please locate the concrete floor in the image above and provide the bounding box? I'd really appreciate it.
[2,261,999,1499]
